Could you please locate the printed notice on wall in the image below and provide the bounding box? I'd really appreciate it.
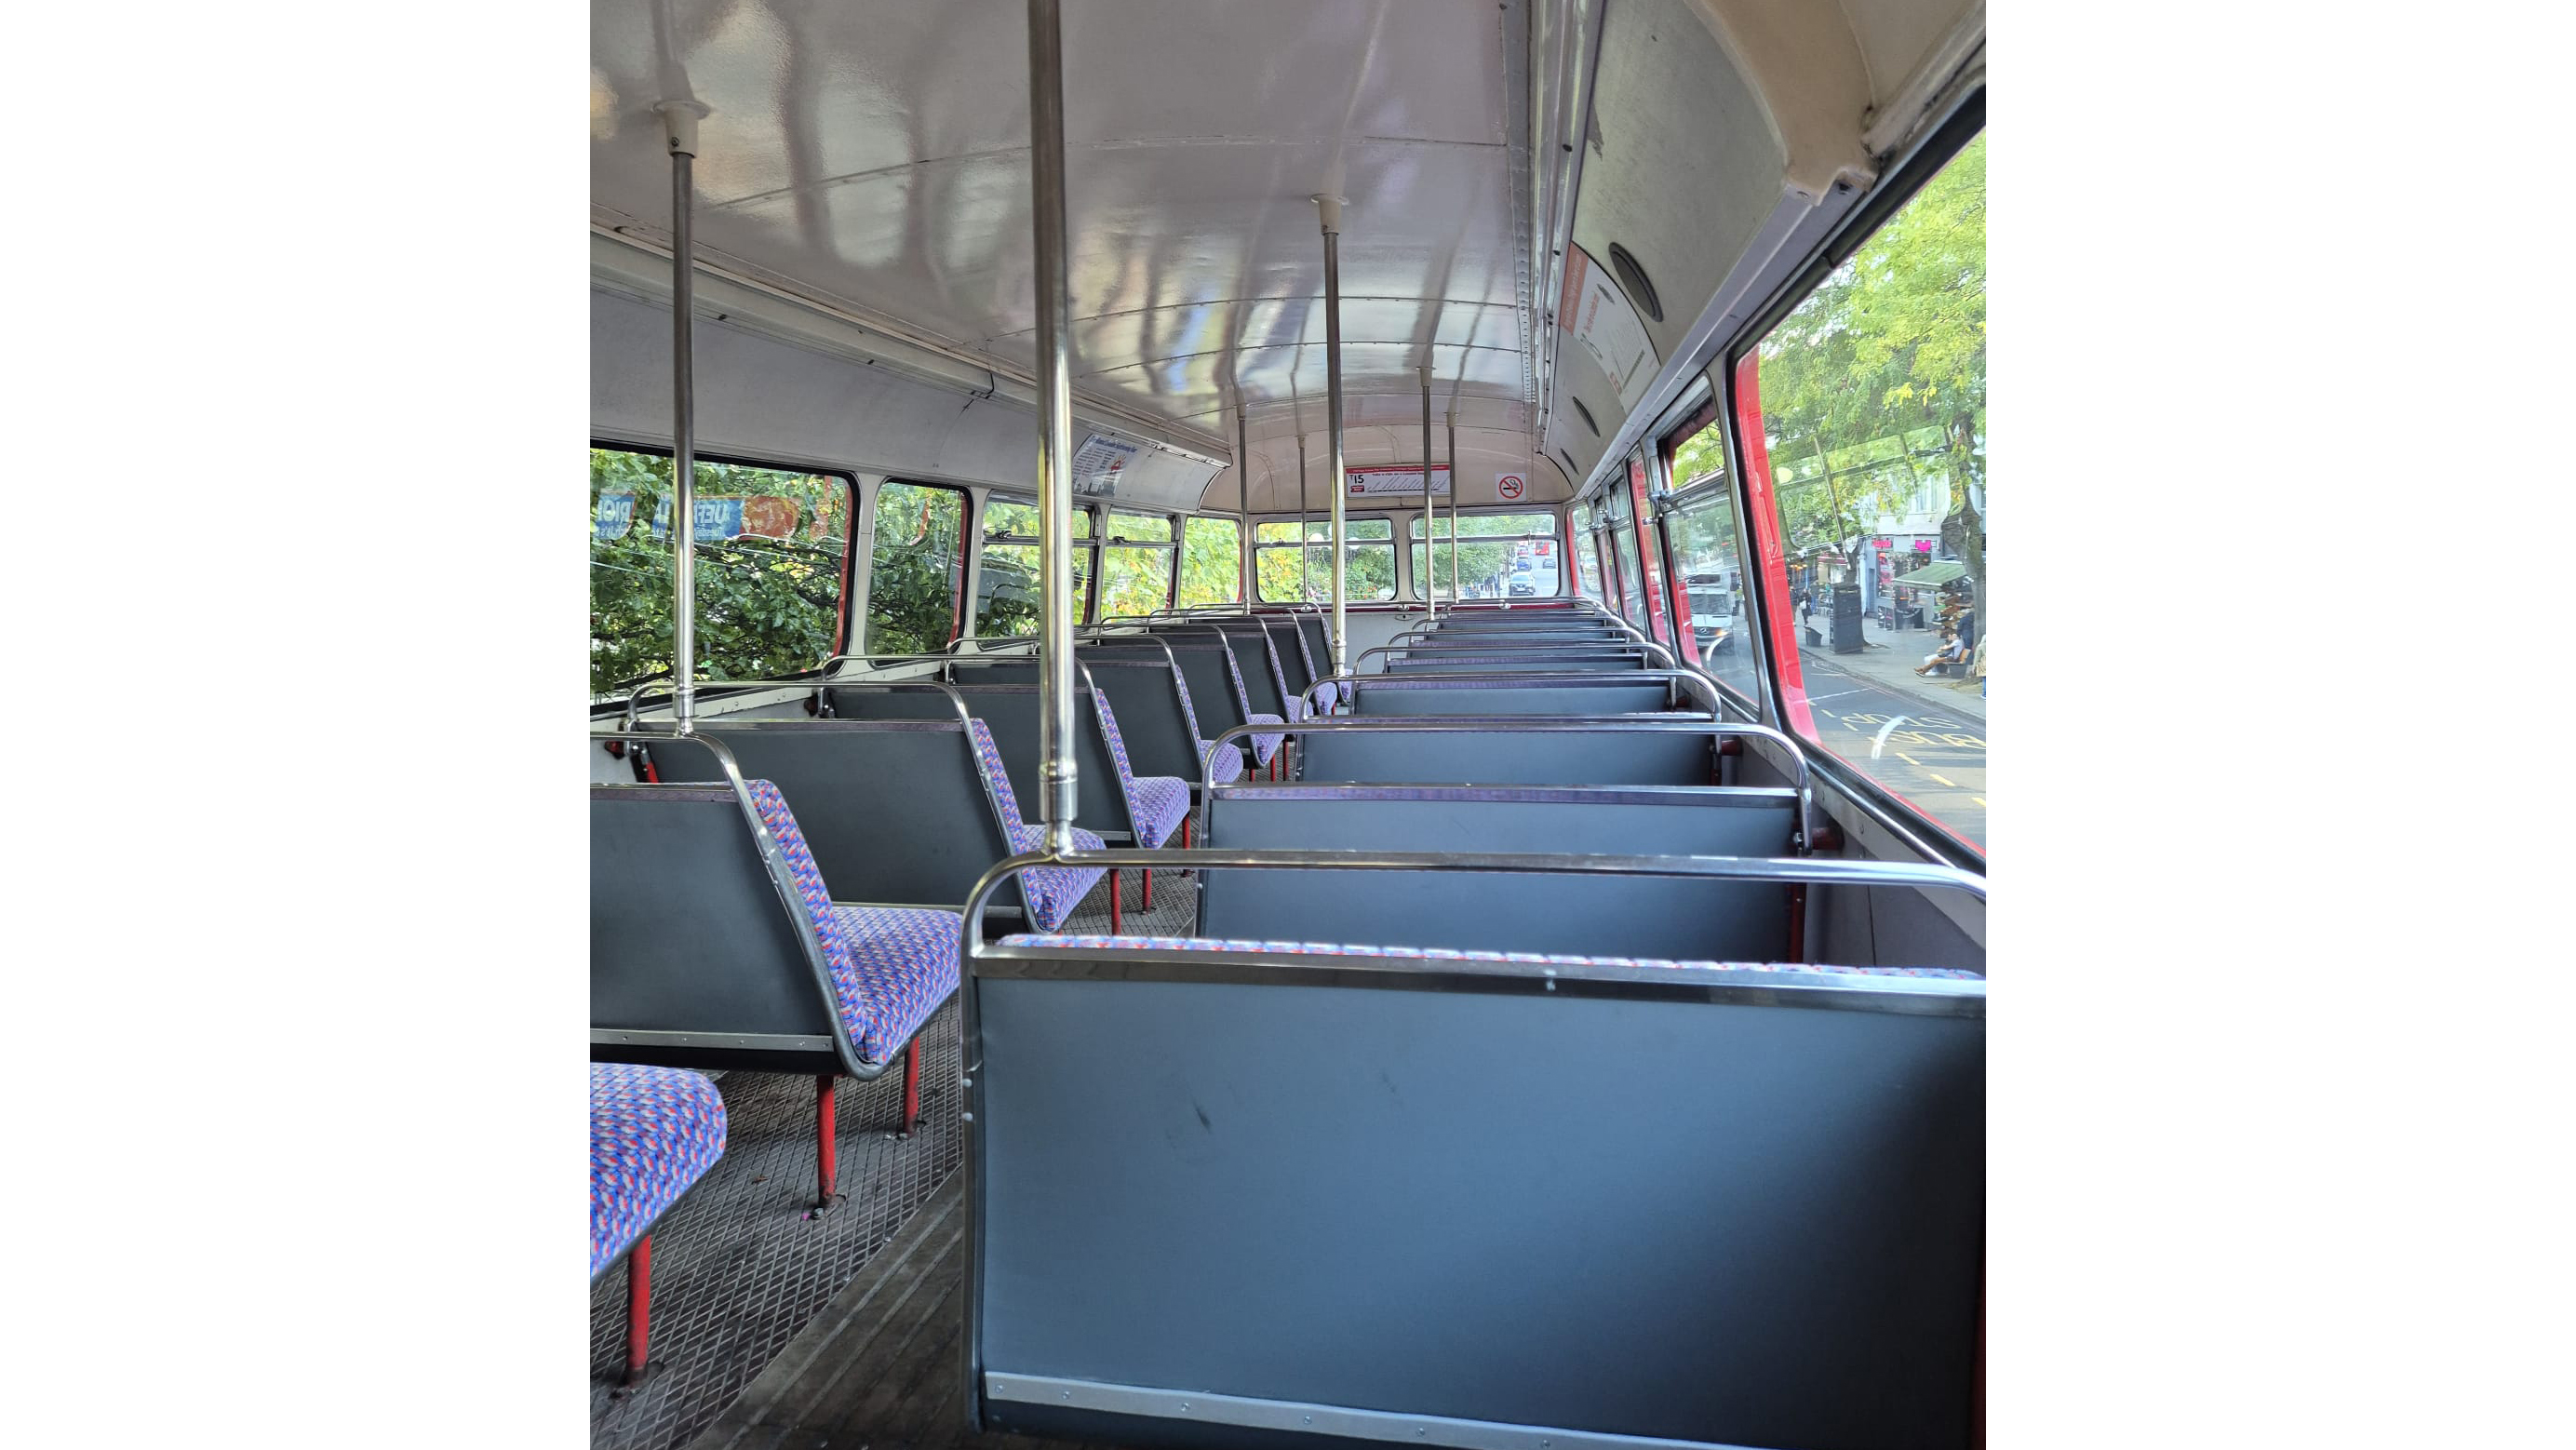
[1346,465,1452,496]
[1560,246,1657,411]
[1072,434,1141,496]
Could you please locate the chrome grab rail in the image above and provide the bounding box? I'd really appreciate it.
[959,846,1987,976]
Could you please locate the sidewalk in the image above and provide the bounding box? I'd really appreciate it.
[1789,613,1985,724]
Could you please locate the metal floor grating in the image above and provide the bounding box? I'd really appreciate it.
[592,863,1198,1450]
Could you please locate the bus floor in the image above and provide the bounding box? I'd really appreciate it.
[591,866,1196,1450]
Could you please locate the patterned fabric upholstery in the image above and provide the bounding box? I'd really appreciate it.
[826,906,962,1060]
[590,1063,727,1278]
[1089,688,1182,846]
[1243,712,1286,765]
[965,719,1107,930]
[1003,824,1108,930]
[745,781,963,1062]
[1200,739,1247,784]
[998,933,1982,979]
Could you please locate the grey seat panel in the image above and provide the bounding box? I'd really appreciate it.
[1357,683,1673,716]
[1297,728,1713,786]
[1202,790,1797,959]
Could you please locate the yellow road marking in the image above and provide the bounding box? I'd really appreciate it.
[1972,797,1986,807]
[1927,773,1956,787]
[1896,752,1921,766]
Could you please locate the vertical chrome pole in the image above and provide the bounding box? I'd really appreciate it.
[1316,195,1348,675]
[1418,365,1436,621]
[1027,0,1078,852]
[1237,404,1254,607]
[1297,430,1310,601]
[1447,390,1460,609]
[657,101,707,731]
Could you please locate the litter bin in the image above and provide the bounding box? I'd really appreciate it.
[1831,585,1864,654]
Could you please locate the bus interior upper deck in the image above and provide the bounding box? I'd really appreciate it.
[587,3,1987,1448]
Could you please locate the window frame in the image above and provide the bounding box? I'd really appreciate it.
[860,476,975,653]
[1254,513,1399,605]
[588,438,861,704]
[1096,507,1181,619]
[974,492,1099,633]
[1720,94,1987,865]
[1176,513,1246,609]
[1653,396,1765,716]
[1406,508,1565,601]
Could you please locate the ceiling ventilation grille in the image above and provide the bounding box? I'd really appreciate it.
[1606,243,1663,323]
[1570,396,1600,436]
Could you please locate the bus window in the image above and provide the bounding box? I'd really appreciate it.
[972,498,1091,638]
[1572,504,1605,600]
[862,480,968,654]
[1603,484,1646,630]
[1175,516,1241,607]
[1740,131,1984,848]
[1097,511,1176,618]
[1662,414,1759,705]
[1412,512,1561,599]
[589,445,852,698]
[1256,518,1395,603]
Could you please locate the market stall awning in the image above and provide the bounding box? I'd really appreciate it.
[1891,560,1968,587]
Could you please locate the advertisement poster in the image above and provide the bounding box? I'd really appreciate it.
[1071,433,1140,497]
[1560,246,1658,411]
[594,492,635,542]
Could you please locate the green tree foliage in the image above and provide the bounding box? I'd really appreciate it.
[1176,516,1241,608]
[1254,519,1394,602]
[859,482,965,655]
[589,448,850,697]
[1756,134,1984,620]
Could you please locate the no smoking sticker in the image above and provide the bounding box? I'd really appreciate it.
[1496,474,1525,500]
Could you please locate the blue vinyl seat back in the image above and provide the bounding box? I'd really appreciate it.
[954,653,1206,789]
[970,945,1984,1450]
[1388,651,1645,673]
[1210,623,1295,719]
[834,684,1127,839]
[1355,678,1674,716]
[1296,724,1715,786]
[1201,786,1797,960]
[592,785,837,1046]
[644,723,1008,910]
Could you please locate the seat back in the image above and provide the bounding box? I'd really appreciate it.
[1295,720,1717,786]
[968,933,1985,1450]
[832,682,1134,839]
[1201,785,1799,959]
[1209,621,1294,718]
[1353,676,1675,716]
[591,783,847,1073]
[644,721,1011,910]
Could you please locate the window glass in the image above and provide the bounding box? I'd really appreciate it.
[1743,132,1984,849]
[1256,517,1395,603]
[863,481,967,654]
[1098,513,1176,619]
[589,445,852,698]
[1666,489,1759,705]
[1572,505,1605,600]
[1607,523,1645,629]
[1411,512,1561,599]
[973,496,1091,638]
[1176,517,1241,607]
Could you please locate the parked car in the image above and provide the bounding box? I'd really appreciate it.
[1508,576,1537,597]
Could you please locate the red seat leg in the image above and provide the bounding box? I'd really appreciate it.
[902,1038,922,1134]
[1109,869,1121,933]
[815,1074,838,1207]
[1142,864,1154,909]
[624,1235,653,1385]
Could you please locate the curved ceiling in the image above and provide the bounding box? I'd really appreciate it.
[592,0,1536,456]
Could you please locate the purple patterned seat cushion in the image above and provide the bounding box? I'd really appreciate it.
[997,933,1981,980]
[1243,712,1286,763]
[959,719,1108,929]
[1125,775,1190,848]
[745,781,963,1062]
[1004,824,1108,930]
[1200,739,1247,784]
[590,1063,727,1278]
[826,906,963,1061]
